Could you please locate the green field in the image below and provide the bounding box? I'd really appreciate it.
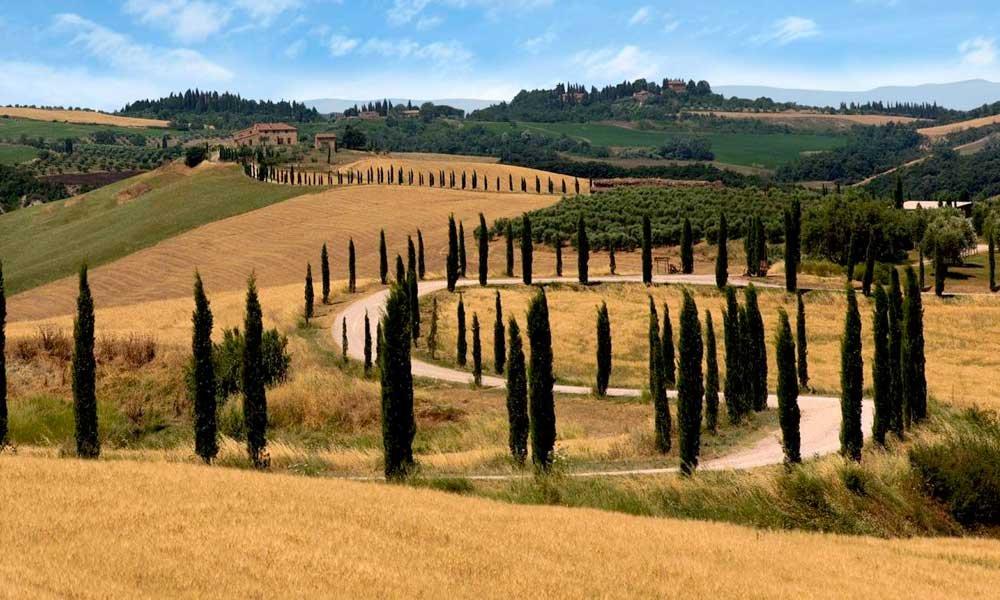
[0,143,38,165]
[508,121,847,169]
[0,117,165,141]
[0,164,307,294]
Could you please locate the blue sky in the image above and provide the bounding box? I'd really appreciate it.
[2,1,999,110]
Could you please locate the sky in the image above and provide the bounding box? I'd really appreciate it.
[2,1,1000,111]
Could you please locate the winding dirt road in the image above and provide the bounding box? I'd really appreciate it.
[334,275,873,477]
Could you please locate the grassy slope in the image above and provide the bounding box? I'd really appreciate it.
[4,456,1000,598]
[0,163,306,295]
[0,117,163,141]
[0,143,38,164]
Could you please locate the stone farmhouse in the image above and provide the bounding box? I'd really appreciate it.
[233,123,298,147]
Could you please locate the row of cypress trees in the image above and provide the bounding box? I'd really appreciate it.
[722,285,768,423]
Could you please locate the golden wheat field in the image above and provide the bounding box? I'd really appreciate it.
[2,456,999,599]
[0,106,169,128]
[918,114,1000,138]
[423,283,1000,408]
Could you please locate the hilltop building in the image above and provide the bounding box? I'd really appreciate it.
[233,123,298,147]
[665,79,688,93]
[314,133,338,150]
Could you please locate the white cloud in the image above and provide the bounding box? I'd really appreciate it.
[663,17,680,33]
[960,37,996,66]
[0,60,164,112]
[52,13,233,81]
[628,6,651,26]
[328,34,359,56]
[234,0,303,25]
[284,38,306,58]
[388,0,552,26]
[754,16,819,46]
[416,15,444,31]
[123,0,231,44]
[573,45,658,81]
[521,28,557,54]
[360,38,472,66]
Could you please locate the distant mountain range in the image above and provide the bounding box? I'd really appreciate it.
[714,79,1000,111]
[303,98,500,115]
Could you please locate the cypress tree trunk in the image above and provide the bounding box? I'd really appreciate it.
[784,208,797,292]
[716,213,728,289]
[427,297,438,360]
[578,216,589,284]
[363,311,373,374]
[321,243,331,303]
[887,269,904,437]
[505,318,528,465]
[661,304,676,388]
[933,243,946,297]
[775,308,800,464]
[505,222,515,277]
[840,285,864,462]
[458,221,467,278]
[527,288,555,469]
[744,284,767,412]
[677,290,703,475]
[521,214,533,285]
[872,284,891,446]
[642,215,653,284]
[680,218,694,274]
[595,301,612,397]
[0,262,6,448]
[478,213,489,286]
[796,291,809,390]
[304,263,314,322]
[192,272,217,463]
[990,233,996,292]
[380,283,414,480]
[902,266,927,426]
[456,295,467,367]
[493,292,505,374]
[348,238,356,293]
[704,310,719,434]
[73,265,99,459]
[862,231,876,297]
[471,314,482,386]
[407,271,420,342]
[379,230,388,285]
[648,298,671,453]
[722,286,743,424]
[417,229,426,280]
[447,215,458,292]
[242,276,268,468]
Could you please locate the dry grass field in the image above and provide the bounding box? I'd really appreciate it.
[422,283,1000,408]
[3,455,1000,599]
[918,114,1000,138]
[686,110,923,126]
[0,106,169,128]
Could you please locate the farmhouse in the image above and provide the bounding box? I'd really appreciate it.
[233,123,298,147]
[401,109,421,118]
[314,133,338,150]
[633,90,654,105]
[903,200,973,217]
[666,79,688,93]
[359,111,381,120]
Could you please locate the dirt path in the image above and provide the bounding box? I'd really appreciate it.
[334,275,873,477]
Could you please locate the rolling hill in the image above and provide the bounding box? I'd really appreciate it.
[715,79,1000,111]
[0,107,169,128]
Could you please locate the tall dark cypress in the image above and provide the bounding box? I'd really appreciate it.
[471,313,482,386]
[363,311,373,374]
[609,245,617,275]
[458,221,467,278]
[554,236,563,277]
[744,284,767,412]
[862,231,876,297]
[703,310,719,434]
[379,229,389,285]
[661,304,676,388]
[320,243,331,304]
[417,229,426,280]
[933,242,946,297]
[73,265,99,459]
[478,213,489,286]
[840,285,864,462]
[493,292,505,374]
[796,291,809,390]
[716,212,728,289]
[407,270,420,342]
[192,272,217,463]
[395,255,405,285]
[505,221,515,277]
[676,290,703,475]
[722,286,743,423]
[754,217,767,275]
[0,262,5,449]
[642,215,653,284]
[521,214,533,285]
[774,308,800,464]
[680,218,694,274]
[902,266,927,426]
[595,301,612,397]
[380,282,415,480]
[456,294,467,367]
[577,216,589,284]
[348,238,356,293]
[447,215,459,292]
[648,298,671,453]
[527,288,556,469]
[505,318,528,464]
[745,217,758,276]
[427,297,439,359]
[407,236,416,276]
[872,283,891,446]
[242,275,268,468]
[304,263,314,322]
[738,305,753,415]
[918,245,926,290]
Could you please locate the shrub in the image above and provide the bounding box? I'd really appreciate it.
[184,145,207,168]
[203,326,290,403]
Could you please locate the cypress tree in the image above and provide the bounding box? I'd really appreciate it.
[745,217,758,276]
[407,270,420,342]
[796,291,809,390]
[774,308,801,464]
[192,272,217,463]
[716,212,728,289]
[407,236,416,276]
[73,265,99,459]
[321,243,331,303]
[737,306,752,415]
[745,284,767,412]
[506,318,528,464]
[554,236,563,277]
[933,242,946,297]
[456,295,467,367]
[363,311,373,374]
[577,216,589,284]
[595,301,612,396]
[893,174,904,209]
[902,266,927,426]
[396,255,405,285]
[458,221,467,278]
[0,262,5,449]
[648,298,671,453]
[840,285,864,462]
[872,283,891,446]
[417,229,426,280]
[527,288,555,469]
[609,245,617,275]
[887,269,904,437]
[680,218,694,274]
[478,213,489,286]
[471,313,482,386]
[989,232,996,292]
[505,221,515,277]
[784,208,797,292]
[661,303,676,388]
[493,292,505,374]
[348,238,356,293]
[381,282,415,480]
[447,215,459,292]
[704,310,719,434]
[379,230,388,285]
[342,317,348,363]
[722,286,743,423]
[754,217,767,275]
[304,263,314,322]
[677,290,703,475]
[862,231,876,297]
[642,215,653,284]
[521,213,533,285]
[918,245,925,290]
[243,275,268,468]
[427,297,439,359]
